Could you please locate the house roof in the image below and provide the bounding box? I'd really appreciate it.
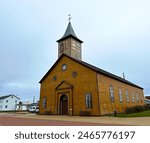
[145,98,150,101]
[39,54,143,90]
[0,94,20,100]
[145,96,150,100]
[27,103,38,107]
[57,22,83,43]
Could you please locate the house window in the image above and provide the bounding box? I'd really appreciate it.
[136,93,139,103]
[132,92,135,103]
[15,100,17,104]
[6,100,8,103]
[109,85,115,102]
[126,90,129,102]
[42,97,47,108]
[5,105,7,108]
[85,93,92,109]
[118,88,123,102]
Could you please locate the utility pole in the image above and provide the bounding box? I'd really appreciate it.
[123,72,125,79]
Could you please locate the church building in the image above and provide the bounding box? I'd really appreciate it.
[39,21,144,116]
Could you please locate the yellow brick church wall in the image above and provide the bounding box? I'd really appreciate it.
[97,74,144,115]
[39,56,100,115]
[39,55,144,116]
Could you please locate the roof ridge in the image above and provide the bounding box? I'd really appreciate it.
[0,94,20,100]
[39,54,143,89]
[61,54,143,89]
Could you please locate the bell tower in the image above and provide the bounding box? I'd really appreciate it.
[57,18,83,60]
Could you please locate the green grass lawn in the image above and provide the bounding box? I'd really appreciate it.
[116,110,150,117]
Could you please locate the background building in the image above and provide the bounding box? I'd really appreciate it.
[0,94,20,111]
[145,96,150,106]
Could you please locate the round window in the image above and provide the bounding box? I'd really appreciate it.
[62,64,67,71]
[52,76,57,81]
[72,71,77,78]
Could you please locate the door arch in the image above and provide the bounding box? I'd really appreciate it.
[60,94,68,115]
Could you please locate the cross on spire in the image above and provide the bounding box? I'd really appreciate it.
[68,14,72,22]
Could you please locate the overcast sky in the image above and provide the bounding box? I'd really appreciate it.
[0,0,150,102]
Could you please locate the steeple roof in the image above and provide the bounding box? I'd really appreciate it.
[62,22,77,38]
[57,22,83,43]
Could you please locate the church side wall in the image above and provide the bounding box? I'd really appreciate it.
[97,74,144,115]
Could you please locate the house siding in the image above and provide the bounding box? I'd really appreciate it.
[0,95,20,111]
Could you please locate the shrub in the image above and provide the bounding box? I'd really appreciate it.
[125,107,135,114]
[125,105,148,114]
[143,104,150,110]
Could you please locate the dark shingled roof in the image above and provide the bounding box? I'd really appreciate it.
[0,94,20,100]
[57,22,83,43]
[145,96,150,100]
[39,54,143,90]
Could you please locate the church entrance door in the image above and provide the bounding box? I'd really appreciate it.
[60,94,68,115]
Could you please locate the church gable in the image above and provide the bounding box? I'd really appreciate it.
[39,54,95,84]
[56,81,73,90]
[39,54,66,83]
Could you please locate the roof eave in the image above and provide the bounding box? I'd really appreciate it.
[56,35,83,43]
[39,54,143,90]
[39,54,66,83]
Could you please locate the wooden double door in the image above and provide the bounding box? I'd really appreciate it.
[60,94,68,115]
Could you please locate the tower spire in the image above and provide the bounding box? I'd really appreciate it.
[57,21,83,43]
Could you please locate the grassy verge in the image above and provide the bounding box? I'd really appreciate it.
[116,110,150,117]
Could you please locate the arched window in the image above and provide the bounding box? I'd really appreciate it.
[118,88,123,102]
[126,90,129,102]
[85,93,92,109]
[110,85,115,102]
[42,96,47,108]
[132,92,135,103]
[136,93,139,103]
[60,43,64,53]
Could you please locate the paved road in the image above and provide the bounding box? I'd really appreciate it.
[0,114,115,126]
[0,116,99,126]
[0,112,150,126]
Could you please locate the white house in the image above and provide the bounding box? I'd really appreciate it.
[0,94,20,111]
[145,98,150,105]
